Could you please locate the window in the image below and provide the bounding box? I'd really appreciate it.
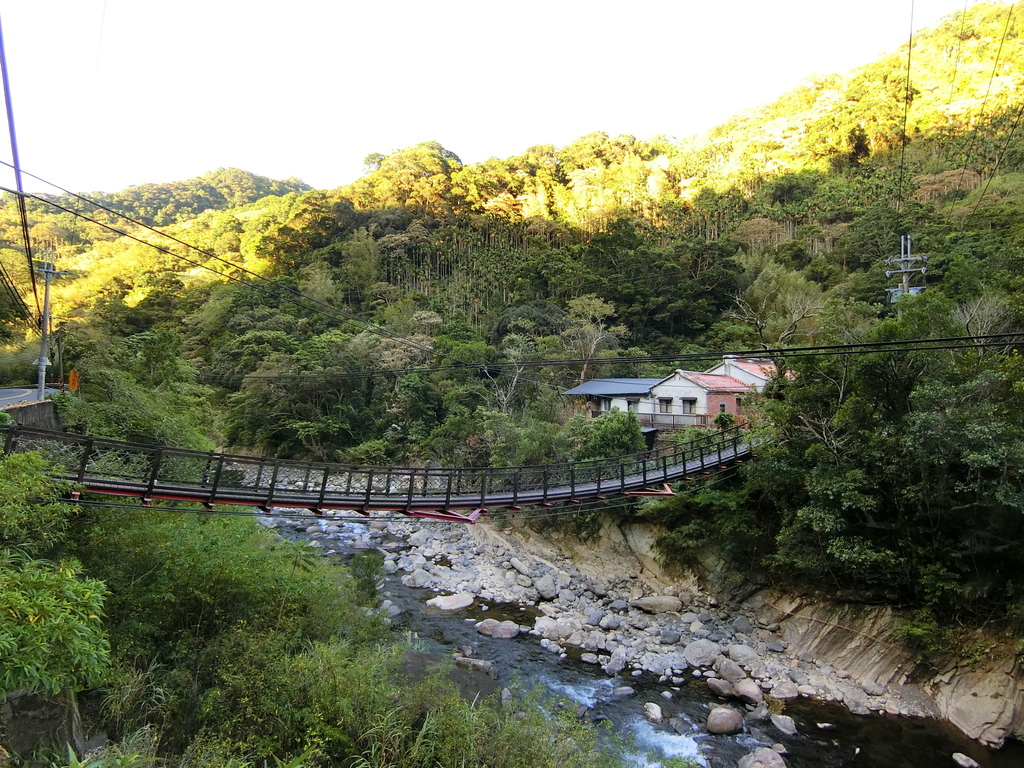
[736,397,743,409]
[719,402,727,413]
[627,400,639,412]
[680,398,697,414]
[658,398,673,414]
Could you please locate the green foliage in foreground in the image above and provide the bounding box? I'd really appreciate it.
[0,454,110,700]
[63,505,627,766]
[0,455,632,766]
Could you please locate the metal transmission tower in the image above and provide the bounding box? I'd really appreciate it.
[886,234,927,303]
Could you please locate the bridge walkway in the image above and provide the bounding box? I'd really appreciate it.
[1,425,750,523]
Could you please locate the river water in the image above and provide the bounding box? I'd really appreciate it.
[291,518,1024,768]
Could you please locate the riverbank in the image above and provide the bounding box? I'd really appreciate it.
[261,509,1023,766]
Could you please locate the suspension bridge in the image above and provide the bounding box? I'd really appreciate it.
[1,424,750,523]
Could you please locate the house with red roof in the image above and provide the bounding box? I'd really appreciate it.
[562,356,776,429]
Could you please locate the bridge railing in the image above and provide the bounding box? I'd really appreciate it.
[0,424,747,510]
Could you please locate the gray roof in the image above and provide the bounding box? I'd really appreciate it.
[562,378,662,397]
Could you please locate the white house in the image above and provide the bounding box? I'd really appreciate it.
[562,357,776,429]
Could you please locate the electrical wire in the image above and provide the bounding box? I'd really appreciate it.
[210,333,1024,386]
[962,97,1024,227]
[0,183,465,366]
[945,0,970,110]
[955,3,1016,191]
[895,0,916,214]
[0,166,457,363]
[0,17,39,318]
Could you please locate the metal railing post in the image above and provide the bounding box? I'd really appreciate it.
[208,455,225,505]
[77,438,94,484]
[145,448,163,498]
[265,461,280,508]
[317,466,330,509]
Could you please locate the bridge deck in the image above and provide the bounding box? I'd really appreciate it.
[2,425,750,522]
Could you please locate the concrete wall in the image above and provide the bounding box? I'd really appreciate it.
[2,400,61,431]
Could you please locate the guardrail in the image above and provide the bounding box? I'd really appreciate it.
[1,424,750,521]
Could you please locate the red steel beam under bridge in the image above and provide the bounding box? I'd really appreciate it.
[1,425,750,523]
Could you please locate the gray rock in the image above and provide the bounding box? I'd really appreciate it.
[732,615,754,634]
[609,599,630,611]
[707,677,737,698]
[863,680,886,696]
[683,638,721,668]
[534,573,558,600]
[714,656,747,684]
[476,618,499,636]
[408,529,431,546]
[643,702,664,722]
[599,613,621,630]
[558,588,576,604]
[668,717,689,734]
[738,747,788,768]
[770,713,798,736]
[491,620,520,639]
[952,753,981,768]
[631,596,683,614]
[611,686,635,698]
[660,629,681,645]
[453,655,497,679]
[402,568,433,588]
[426,592,474,611]
[603,649,628,675]
[734,678,764,706]
[509,556,531,576]
[766,639,787,653]
[772,681,800,699]
[707,705,744,735]
[586,609,606,626]
[728,643,760,666]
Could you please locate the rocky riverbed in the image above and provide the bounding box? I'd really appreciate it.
[260,509,1023,768]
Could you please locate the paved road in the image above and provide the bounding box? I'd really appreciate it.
[0,387,53,407]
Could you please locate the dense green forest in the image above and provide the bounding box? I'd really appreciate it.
[2,2,1024,763]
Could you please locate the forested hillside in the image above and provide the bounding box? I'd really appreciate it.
[1,2,1024,740]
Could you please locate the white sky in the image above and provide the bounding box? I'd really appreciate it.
[0,0,994,194]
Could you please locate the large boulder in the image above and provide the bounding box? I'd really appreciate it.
[714,656,747,684]
[728,643,760,666]
[644,702,664,722]
[771,681,800,700]
[735,678,764,706]
[491,620,520,639]
[402,568,433,588]
[477,618,500,636]
[426,592,474,611]
[631,596,683,614]
[707,677,737,698]
[770,713,798,736]
[684,638,721,668]
[707,705,743,735]
[534,573,559,600]
[738,747,788,768]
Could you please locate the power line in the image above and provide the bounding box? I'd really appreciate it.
[895,0,916,214]
[0,18,39,318]
[0,166,454,362]
[1,182,451,363]
[212,333,1024,385]
[962,96,1024,227]
[955,3,1016,192]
